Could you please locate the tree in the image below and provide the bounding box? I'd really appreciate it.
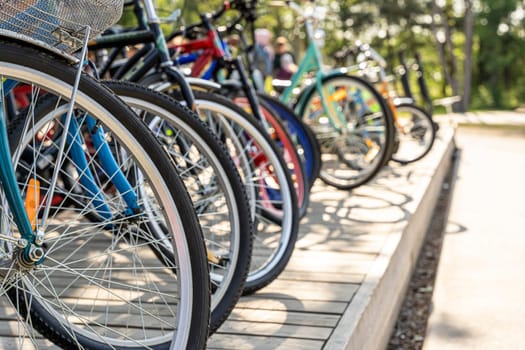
[463,0,474,111]
[430,0,462,110]
[473,0,525,108]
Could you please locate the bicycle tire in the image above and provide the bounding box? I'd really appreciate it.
[102,80,253,334]
[391,103,436,164]
[257,93,321,189]
[167,89,299,295]
[232,96,310,219]
[296,74,395,190]
[1,41,209,349]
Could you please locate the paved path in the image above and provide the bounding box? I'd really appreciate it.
[424,126,525,349]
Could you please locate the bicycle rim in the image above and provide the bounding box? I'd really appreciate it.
[186,91,299,294]
[298,74,394,189]
[233,96,309,219]
[257,93,321,189]
[391,103,436,164]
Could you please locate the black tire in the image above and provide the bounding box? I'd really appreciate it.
[296,74,395,190]
[177,90,299,295]
[1,41,209,349]
[391,103,436,164]
[102,80,253,334]
[232,94,310,220]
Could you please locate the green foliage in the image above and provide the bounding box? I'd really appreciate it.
[473,0,525,109]
[119,0,183,28]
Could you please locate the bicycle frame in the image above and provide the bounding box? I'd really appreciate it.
[89,0,196,108]
[177,14,270,118]
[9,82,142,215]
[277,6,357,132]
[279,34,323,104]
[0,81,33,245]
[172,17,227,77]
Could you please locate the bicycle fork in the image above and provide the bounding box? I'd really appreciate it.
[0,89,43,271]
[0,98,144,275]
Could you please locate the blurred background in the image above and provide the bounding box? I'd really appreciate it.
[121,0,525,113]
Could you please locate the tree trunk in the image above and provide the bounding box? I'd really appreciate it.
[462,0,474,112]
[441,6,460,101]
[431,2,453,95]
[431,0,461,111]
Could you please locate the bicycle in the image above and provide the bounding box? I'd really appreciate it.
[88,0,261,332]
[260,0,396,190]
[341,43,436,164]
[206,0,322,191]
[0,1,209,348]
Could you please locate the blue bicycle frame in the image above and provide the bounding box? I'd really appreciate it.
[0,80,33,245]
[0,79,143,260]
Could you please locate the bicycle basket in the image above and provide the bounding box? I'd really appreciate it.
[0,0,124,53]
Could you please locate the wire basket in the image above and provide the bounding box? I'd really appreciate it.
[0,0,124,53]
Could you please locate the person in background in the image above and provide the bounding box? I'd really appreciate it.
[251,28,273,91]
[253,28,274,79]
[273,36,297,81]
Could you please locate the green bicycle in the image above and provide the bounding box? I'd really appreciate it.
[272,0,395,190]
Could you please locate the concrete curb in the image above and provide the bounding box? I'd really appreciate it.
[434,111,525,127]
[324,126,456,350]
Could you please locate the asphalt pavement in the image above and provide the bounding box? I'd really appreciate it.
[423,122,525,349]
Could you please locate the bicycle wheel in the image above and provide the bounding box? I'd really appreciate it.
[0,41,209,349]
[257,93,321,189]
[296,74,395,190]
[102,80,253,334]
[162,88,299,295]
[391,103,436,164]
[233,96,310,219]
